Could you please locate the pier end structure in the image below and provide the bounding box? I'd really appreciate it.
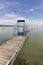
[17,20,25,36]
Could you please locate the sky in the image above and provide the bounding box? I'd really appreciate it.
[0,0,43,25]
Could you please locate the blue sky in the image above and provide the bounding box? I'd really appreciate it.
[0,0,43,24]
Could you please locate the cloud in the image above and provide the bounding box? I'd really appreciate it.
[29,8,34,12]
[0,17,29,25]
[0,4,6,9]
[25,8,36,14]
[0,1,21,10]
[32,4,43,11]
[0,12,30,25]
[0,12,43,26]
[5,1,20,8]
[25,4,43,14]
[5,12,17,18]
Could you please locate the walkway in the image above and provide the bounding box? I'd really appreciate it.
[0,36,24,65]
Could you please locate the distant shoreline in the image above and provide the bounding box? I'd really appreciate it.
[0,25,15,27]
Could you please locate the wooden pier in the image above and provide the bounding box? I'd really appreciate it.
[0,36,24,65]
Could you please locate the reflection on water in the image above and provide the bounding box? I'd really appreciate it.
[0,27,16,45]
[14,28,43,65]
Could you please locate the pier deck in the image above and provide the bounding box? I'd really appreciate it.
[0,36,24,65]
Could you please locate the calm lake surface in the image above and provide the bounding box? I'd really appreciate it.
[0,27,17,45]
[14,27,43,65]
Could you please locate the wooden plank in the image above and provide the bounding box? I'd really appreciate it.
[0,36,24,65]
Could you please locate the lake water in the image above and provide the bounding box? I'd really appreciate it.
[14,27,43,65]
[0,27,17,45]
